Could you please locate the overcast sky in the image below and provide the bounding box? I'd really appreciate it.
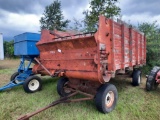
[0,0,160,40]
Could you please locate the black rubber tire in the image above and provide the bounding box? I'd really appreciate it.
[23,76,42,93]
[95,83,118,114]
[132,70,141,86]
[57,77,71,97]
[10,72,20,84]
[146,66,160,91]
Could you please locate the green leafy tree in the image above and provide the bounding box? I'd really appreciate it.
[4,40,15,58]
[138,21,158,42]
[138,21,160,72]
[83,0,121,32]
[69,18,85,33]
[40,0,70,31]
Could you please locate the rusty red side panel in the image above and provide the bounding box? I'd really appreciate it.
[108,21,146,72]
[33,16,146,83]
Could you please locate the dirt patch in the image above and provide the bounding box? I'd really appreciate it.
[0,59,19,69]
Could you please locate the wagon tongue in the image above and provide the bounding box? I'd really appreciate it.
[18,91,94,120]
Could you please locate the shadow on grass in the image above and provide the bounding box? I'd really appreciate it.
[109,77,133,92]
[41,76,59,85]
[143,87,160,97]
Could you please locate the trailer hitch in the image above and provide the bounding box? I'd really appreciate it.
[18,91,94,120]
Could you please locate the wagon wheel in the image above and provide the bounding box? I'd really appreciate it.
[57,77,72,97]
[10,72,20,84]
[146,66,160,91]
[95,83,118,113]
[132,70,141,86]
[23,76,42,93]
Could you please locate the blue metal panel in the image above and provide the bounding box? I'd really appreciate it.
[27,41,40,55]
[14,32,40,42]
[14,32,40,56]
[14,41,27,55]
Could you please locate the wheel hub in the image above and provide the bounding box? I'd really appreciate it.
[138,76,141,84]
[28,79,39,91]
[105,91,114,108]
[64,82,72,93]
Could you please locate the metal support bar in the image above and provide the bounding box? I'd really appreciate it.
[18,56,25,72]
[0,82,23,91]
[18,56,34,72]
[26,58,33,71]
[18,91,94,120]
[34,58,52,76]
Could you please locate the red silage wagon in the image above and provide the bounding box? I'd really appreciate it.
[32,16,146,113]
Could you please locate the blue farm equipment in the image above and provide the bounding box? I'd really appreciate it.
[0,32,42,93]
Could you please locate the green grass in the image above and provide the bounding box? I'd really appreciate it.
[0,59,160,120]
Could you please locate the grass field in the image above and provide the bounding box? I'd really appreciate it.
[0,59,160,120]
